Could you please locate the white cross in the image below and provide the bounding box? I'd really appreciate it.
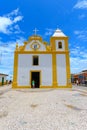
[33,28,39,35]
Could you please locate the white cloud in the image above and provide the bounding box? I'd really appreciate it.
[74,0,87,9]
[0,37,25,78]
[0,17,12,34]
[45,28,54,36]
[70,46,87,73]
[14,25,23,34]
[6,8,19,17]
[74,30,87,41]
[13,16,23,23]
[70,57,87,73]
[0,8,23,34]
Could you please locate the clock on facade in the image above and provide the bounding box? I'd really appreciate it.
[31,42,40,50]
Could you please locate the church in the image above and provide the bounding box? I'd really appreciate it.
[12,28,72,88]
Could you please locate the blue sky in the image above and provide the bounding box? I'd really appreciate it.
[0,0,87,79]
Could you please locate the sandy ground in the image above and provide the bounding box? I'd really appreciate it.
[0,85,87,130]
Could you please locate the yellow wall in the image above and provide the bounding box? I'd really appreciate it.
[12,52,18,88]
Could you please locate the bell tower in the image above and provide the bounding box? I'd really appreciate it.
[50,29,69,51]
[50,29,72,88]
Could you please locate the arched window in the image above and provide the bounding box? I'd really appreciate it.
[58,42,62,49]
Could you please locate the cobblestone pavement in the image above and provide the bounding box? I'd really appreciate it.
[0,85,87,130]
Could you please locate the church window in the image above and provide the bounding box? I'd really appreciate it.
[33,56,39,65]
[58,42,62,49]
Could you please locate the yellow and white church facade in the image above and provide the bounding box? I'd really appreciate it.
[12,29,72,88]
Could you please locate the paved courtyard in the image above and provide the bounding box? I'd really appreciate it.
[0,85,87,130]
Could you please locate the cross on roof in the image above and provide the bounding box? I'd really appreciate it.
[33,28,39,35]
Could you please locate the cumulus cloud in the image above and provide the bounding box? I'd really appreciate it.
[0,8,23,34]
[74,0,87,9]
